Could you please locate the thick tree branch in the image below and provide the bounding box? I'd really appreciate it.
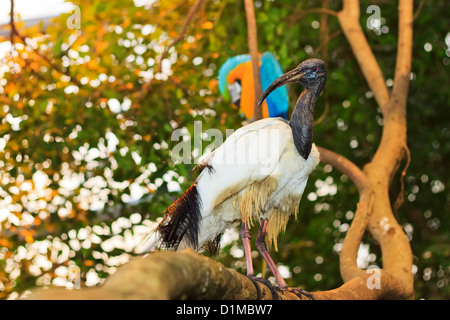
[362,0,414,300]
[390,0,413,118]
[25,248,401,300]
[317,146,368,194]
[337,0,390,114]
[26,249,305,300]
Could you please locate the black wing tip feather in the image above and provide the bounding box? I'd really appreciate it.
[194,163,215,175]
[158,184,202,250]
[203,233,222,256]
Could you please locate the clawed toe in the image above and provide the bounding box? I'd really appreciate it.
[246,276,315,300]
[247,276,280,300]
[284,287,316,300]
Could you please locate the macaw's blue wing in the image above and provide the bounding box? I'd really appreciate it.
[218,54,250,101]
[260,52,289,119]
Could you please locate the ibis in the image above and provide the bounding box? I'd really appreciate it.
[147,58,327,299]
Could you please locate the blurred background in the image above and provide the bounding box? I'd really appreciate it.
[0,0,448,299]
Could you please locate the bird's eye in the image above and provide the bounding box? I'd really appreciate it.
[313,66,318,72]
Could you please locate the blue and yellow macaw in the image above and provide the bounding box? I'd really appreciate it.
[219,52,289,120]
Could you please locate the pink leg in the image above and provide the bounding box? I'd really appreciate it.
[240,223,254,276]
[241,222,279,300]
[255,218,288,289]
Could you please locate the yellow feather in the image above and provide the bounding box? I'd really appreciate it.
[236,177,302,252]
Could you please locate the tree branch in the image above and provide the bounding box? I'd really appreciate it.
[26,249,304,300]
[9,0,81,86]
[159,0,205,65]
[337,0,390,115]
[361,0,414,299]
[390,0,413,118]
[317,146,368,193]
[10,23,83,87]
[135,0,205,108]
[24,248,400,300]
[288,7,338,27]
[313,0,332,126]
[317,146,373,282]
[393,145,411,214]
[9,0,15,46]
[244,0,263,121]
[413,0,425,21]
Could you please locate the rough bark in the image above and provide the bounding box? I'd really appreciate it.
[23,248,396,300]
[337,0,390,113]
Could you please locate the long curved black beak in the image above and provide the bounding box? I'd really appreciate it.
[258,67,304,106]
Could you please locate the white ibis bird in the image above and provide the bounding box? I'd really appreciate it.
[146,58,327,299]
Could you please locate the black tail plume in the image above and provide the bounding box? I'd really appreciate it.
[157,184,202,250]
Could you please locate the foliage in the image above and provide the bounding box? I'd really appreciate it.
[0,0,448,299]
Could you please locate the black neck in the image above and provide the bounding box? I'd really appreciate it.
[289,85,321,160]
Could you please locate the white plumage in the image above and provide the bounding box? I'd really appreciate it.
[189,117,319,251]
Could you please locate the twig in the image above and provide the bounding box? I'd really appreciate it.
[9,0,15,46]
[135,0,205,107]
[393,144,411,215]
[413,0,425,21]
[315,29,341,54]
[288,7,338,20]
[152,1,189,28]
[159,0,205,65]
[9,0,82,87]
[314,1,332,126]
[161,82,176,123]
[189,0,228,58]
[288,7,338,27]
[10,25,83,87]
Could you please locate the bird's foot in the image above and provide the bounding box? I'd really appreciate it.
[281,287,316,300]
[247,276,280,300]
